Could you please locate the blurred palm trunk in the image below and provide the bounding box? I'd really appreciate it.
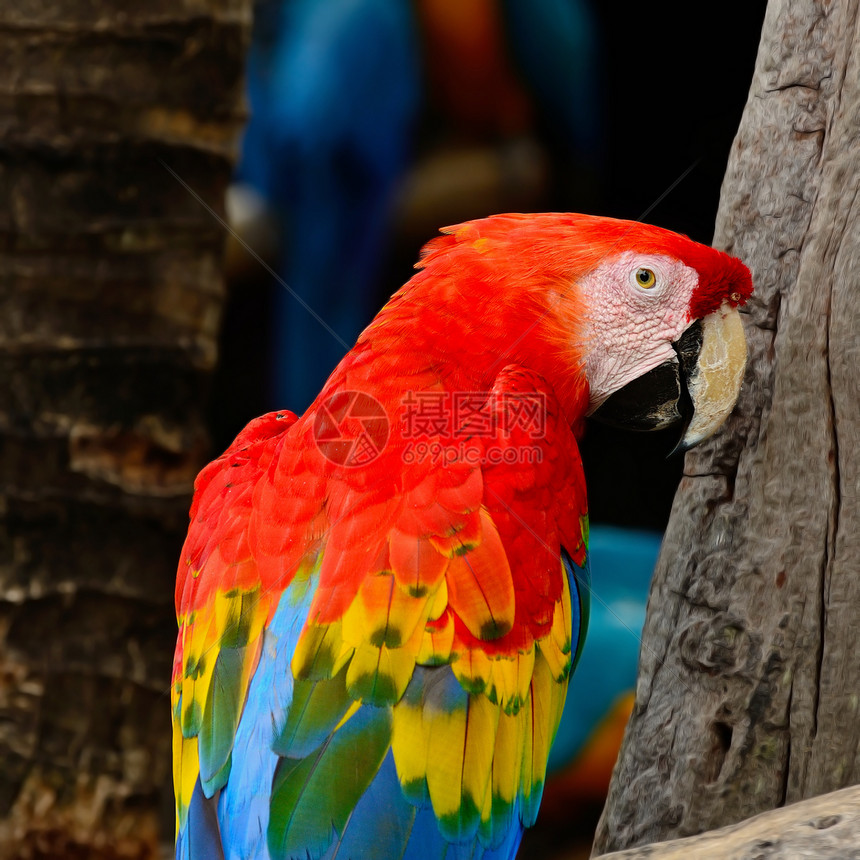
[0,2,250,857]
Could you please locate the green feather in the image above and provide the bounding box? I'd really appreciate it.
[201,755,232,799]
[346,667,401,707]
[198,647,245,793]
[218,587,261,649]
[438,793,481,844]
[268,705,392,859]
[272,666,352,758]
[180,696,202,739]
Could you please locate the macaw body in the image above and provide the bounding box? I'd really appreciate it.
[173,213,752,859]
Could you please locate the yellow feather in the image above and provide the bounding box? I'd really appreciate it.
[292,619,353,679]
[536,631,570,682]
[461,694,500,809]
[479,751,494,827]
[425,701,468,818]
[173,727,199,833]
[391,694,429,792]
[342,572,431,650]
[550,564,573,658]
[519,689,535,802]
[489,648,535,715]
[179,613,218,738]
[340,590,372,648]
[417,613,455,665]
[346,639,415,704]
[526,653,552,793]
[427,579,449,621]
[523,651,570,804]
[493,709,525,805]
[452,646,494,695]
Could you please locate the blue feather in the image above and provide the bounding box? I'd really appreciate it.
[177,779,225,860]
[562,542,591,674]
[328,750,527,860]
[217,585,316,860]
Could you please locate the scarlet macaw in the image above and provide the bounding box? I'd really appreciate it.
[173,213,751,859]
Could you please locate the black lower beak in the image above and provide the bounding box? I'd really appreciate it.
[591,321,703,437]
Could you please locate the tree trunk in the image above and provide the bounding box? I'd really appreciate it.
[0,3,250,857]
[594,0,860,853]
[596,785,860,860]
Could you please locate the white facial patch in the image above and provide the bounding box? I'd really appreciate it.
[577,251,699,411]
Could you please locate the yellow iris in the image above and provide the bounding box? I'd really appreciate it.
[635,267,656,289]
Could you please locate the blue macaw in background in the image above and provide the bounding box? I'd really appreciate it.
[237,0,421,412]
[234,0,600,415]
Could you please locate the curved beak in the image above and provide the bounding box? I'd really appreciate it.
[676,301,747,451]
[591,302,747,451]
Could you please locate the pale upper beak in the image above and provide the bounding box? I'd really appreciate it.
[679,301,747,449]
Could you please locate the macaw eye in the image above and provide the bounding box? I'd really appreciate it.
[634,267,657,289]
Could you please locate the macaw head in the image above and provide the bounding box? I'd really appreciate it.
[413,213,753,450]
[566,221,752,450]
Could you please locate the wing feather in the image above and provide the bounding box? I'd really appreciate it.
[173,412,300,839]
[173,366,590,859]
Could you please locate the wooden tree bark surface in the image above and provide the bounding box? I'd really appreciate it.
[0,3,250,857]
[595,785,860,860]
[594,0,860,853]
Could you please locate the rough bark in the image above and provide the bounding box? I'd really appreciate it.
[594,0,860,853]
[0,3,250,858]
[594,785,860,860]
